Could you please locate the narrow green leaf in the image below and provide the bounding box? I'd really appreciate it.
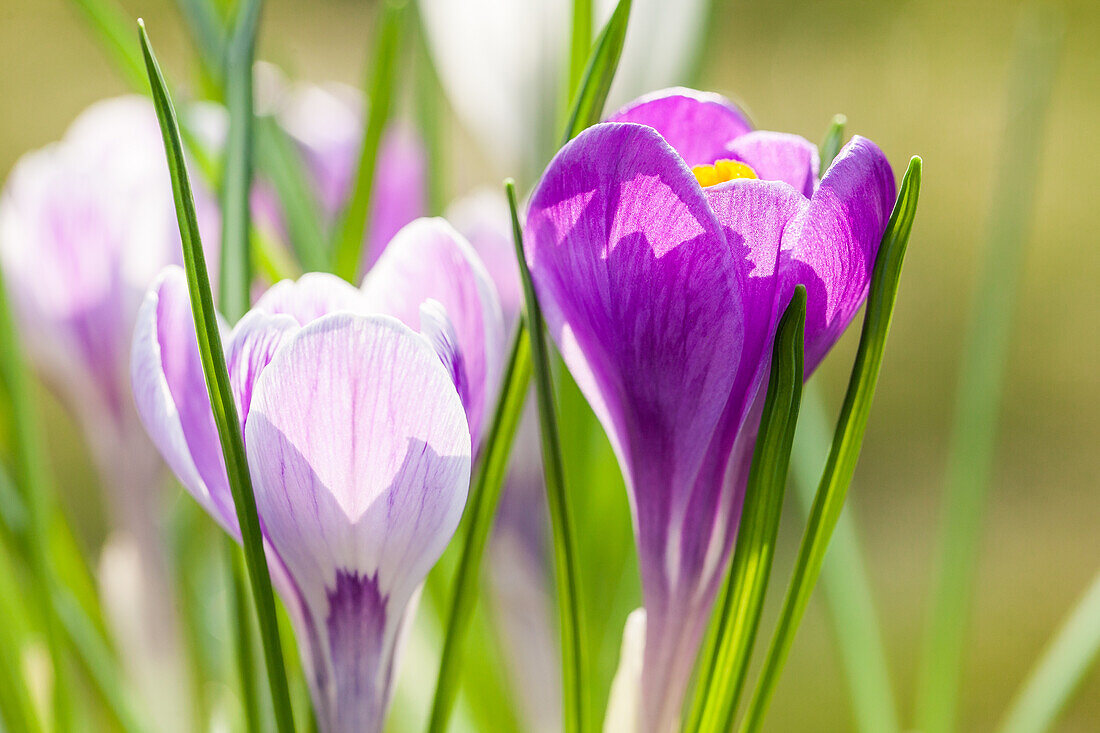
[138,20,296,733]
[0,251,72,733]
[255,118,329,273]
[332,0,407,281]
[425,323,533,733]
[738,156,922,733]
[0,536,43,733]
[916,9,1062,732]
[998,568,1100,733]
[569,0,594,97]
[790,384,900,733]
[229,541,262,733]
[411,1,446,216]
[68,0,147,90]
[53,589,148,733]
[174,0,228,94]
[819,114,848,172]
[509,179,589,733]
[687,288,806,733]
[775,115,899,733]
[561,0,632,144]
[219,0,262,322]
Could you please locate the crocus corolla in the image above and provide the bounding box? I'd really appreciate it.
[523,87,896,730]
[131,218,502,732]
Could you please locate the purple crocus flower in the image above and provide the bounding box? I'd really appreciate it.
[523,87,897,730]
[131,217,502,732]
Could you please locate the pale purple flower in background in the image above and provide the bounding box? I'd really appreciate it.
[419,0,709,177]
[253,68,428,274]
[131,217,503,732]
[0,94,221,733]
[524,88,896,731]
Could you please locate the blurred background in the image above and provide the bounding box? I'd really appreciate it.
[1,0,1098,730]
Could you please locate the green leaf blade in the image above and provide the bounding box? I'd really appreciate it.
[562,0,632,144]
[508,179,588,733]
[687,287,806,733]
[738,155,922,733]
[332,0,407,282]
[137,20,296,733]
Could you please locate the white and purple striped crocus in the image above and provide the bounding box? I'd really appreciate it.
[131,218,503,733]
[523,87,897,731]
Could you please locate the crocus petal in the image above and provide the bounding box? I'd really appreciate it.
[361,218,505,443]
[781,135,896,374]
[245,313,470,733]
[131,266,237,537]
[608,88,753,167]
[224,310,301,428]
[604,609,647,733]
[526,123,755,729]
[364,125,428,269]
[725,131,821,198]
[446,189,522,329]
[252,272,369,325]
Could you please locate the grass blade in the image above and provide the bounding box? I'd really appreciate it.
[229,541,263,733]
[780,114,900,733]
[561,0,632,144]
[67,0,147,90]
[174,0,227,93]
[738,156,922,733]
[790,384,900,733]
[686,287,807,733]
[569,0,594,97]
[0,532,43,733]
[998,568,1100,733]
[915,9,1062,731]
[218,0,262,322]
[138,20,296,733]
[509,179,589,733]
[0,255,72,733]
[425,323,533,733]
[332,0,406,281]
[819,114,848,172]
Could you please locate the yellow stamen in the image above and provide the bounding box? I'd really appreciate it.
[692,159,758,187]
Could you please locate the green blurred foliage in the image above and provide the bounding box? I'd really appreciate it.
[0,0,1098,730]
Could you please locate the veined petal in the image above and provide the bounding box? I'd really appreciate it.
[446,189,522,329]
[244,313,470,733]
[524,121,744,623]
[225,310,300,428]
[130,266,237,537]
[608,88,752,167]
[781,135,896,374]
[361,217,505,443]
[726,131,820,198]
[252,272,369,325]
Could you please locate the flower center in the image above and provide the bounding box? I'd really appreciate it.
[691,159,758,187]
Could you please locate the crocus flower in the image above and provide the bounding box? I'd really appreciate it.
[132,217,503,732]
[0,96,220,505]
[254,70,427,274]
[420,0,708,177]
[523,88,896,731]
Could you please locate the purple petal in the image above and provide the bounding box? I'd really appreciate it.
[608,87,752,167]
[781,135,896,374]
[224,310,300,428]
[130,266,237,538]
[244,313,470,733]
[361,218,505,443]
[363,124,429,270]
[725,131,820,198]
[252,272,368,325]
[446,189,523,330]
[525,122,756,725]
